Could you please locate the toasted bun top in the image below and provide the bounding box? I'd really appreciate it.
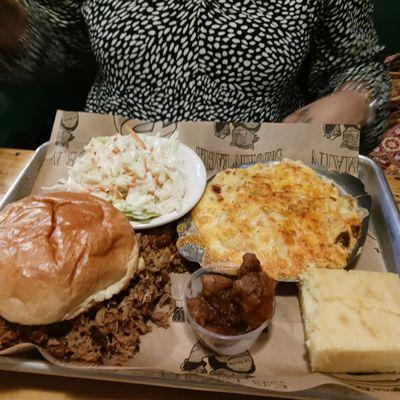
[0,192,139,325]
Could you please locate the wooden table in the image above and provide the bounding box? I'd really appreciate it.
[386,174,400,206]
[0,148,33,197]
[0,370,278,400]
[0,147,399,400]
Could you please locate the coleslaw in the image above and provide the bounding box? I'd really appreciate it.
[46,131,186,221]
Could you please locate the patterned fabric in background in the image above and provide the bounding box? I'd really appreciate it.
[370,53,400,175]
[0,0,391,154]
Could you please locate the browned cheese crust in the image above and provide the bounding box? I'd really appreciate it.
[186,160,364,280]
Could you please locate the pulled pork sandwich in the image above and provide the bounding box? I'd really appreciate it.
[0,192,140,325]
[0,192,186,364]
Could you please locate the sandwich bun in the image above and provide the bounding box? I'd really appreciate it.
[0,192,139,325]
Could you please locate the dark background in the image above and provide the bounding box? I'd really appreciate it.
[373,0,398,56]
[0,1,398,150]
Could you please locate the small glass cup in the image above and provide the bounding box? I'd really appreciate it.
[182,267,273,356]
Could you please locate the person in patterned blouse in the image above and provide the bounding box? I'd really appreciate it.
[0,0,391,154]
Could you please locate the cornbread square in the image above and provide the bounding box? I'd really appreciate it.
[299,268,400,373]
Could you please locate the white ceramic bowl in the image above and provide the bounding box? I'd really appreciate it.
[131,139,206,230]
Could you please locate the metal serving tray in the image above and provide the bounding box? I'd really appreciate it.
[0,142,399,400]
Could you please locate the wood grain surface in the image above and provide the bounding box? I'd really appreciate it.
[0,371,281,400]
[0,148,33,200]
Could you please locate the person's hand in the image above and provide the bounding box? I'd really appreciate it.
[0,0,27,50]
[283,91,369,125]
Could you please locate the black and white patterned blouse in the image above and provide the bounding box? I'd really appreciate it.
[0,0,390,153]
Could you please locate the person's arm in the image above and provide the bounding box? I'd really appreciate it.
[284,0,390,154]
[0,0,91,84]
[0,0,27,49]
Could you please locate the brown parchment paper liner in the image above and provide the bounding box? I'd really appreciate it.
[1,111,399,399]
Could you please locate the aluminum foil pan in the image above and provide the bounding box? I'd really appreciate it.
[176,161,371,282]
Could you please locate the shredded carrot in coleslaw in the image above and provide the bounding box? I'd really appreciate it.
[44,133,186,221]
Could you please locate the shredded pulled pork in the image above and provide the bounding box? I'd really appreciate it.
[0,226,188,365]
